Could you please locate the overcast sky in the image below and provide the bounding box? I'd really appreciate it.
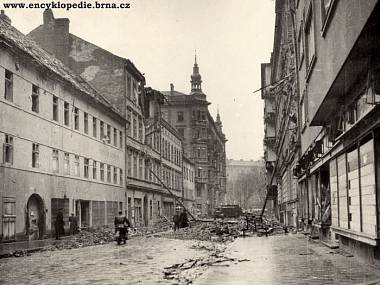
[6,0,275,161]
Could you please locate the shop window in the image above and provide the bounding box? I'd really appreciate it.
[32,143,39,168]
[4,69,13,102]
[64,102,70,126]
[3,134,13,164]
[31,85,39,113]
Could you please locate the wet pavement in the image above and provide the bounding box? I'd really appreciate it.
[195,234,380,285]
[1,234,380,285]
[0,236,211,285]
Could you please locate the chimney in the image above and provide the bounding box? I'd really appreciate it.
[170,83,174,96]
[0,10,11,25]
[43,9,54,26]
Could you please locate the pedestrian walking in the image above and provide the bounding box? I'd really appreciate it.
[69,213,78,235]
[173,212,180,231]
[179,208,189,229]
[55,208,65,240]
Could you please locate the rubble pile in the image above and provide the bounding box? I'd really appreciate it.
[160,220,242,242]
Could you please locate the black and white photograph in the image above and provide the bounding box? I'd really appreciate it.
[0,0,380,284]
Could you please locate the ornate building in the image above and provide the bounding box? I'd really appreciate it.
[161,56,227,216]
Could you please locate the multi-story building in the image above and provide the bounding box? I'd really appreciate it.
[28,9,170,227]
[161,57,227,216]
[294,0,380,264]
[0,15,126,242]
[261,0,299,228]
[183,156,195,215]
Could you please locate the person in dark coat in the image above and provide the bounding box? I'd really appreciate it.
[69,213,78,235]
[55,209,65,240]
[173,213,180,231]
[179,209,189,229]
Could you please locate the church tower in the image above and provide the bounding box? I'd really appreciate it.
[190,51,203,94]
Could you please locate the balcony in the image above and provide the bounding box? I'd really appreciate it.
[195,177,208,184]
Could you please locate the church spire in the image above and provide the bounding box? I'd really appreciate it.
[191,50,202,94]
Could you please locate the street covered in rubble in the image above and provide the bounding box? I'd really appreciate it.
[1,219,380,285]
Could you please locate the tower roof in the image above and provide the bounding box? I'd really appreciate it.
[190,50,203,94]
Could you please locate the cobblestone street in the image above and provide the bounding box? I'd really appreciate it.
[1,234,380,285]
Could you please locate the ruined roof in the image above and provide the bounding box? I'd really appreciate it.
[0,19,124,120]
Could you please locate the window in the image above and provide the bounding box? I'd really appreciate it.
[93,160,97,180]
[196,187,201,198]
[138,118,143,141]
[92,117,97,138]
[133,154,137,177]
[178,128,184,138]
[74,155,80,176]
[64,102,70,126]
[300,91,308,129]
[53,96,59,121]
[100,121,104,139]
[113,128,117,147]
[119,131,123,149]
[321,0,335,28]
[177,111,184,122]
[84,112,88,134]
[3,135,13,164]
[52,149,59,173]
[133,116,137,138]
[120,168,123,185]
[298,21,305,67]
[113,166,117,184]
[100,163,105,181]
[201,111,206,121]
[32,143,39,168]
[139,157,143,179]
[74,107,79,130]
[305,3,316,74]
[31,85,39,113]
[127,109,131,136]
[107,125,111,143]
[64,152,69,174]
[4,69,13,102]
[107,165,111,182]
[84,158,89,178]
[127,151,132,176]
[127,76,132,99]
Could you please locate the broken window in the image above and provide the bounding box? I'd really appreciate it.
[32,143,39,168]
[4,69,13,102]
[3,134,13,164]
[53,96,59,122]
[31,85,39,113]
[64,102,70,126]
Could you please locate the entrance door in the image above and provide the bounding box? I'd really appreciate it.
[143,195,148,227]
[27,194,45,240]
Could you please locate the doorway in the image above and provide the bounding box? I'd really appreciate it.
[26,194,45,240]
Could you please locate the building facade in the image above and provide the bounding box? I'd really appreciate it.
[161,57,227,216]
[28,9,182,227]
[294,0,380,264]
[183,156,196,216]
[0,16,125,242]
[261,0,300,228]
